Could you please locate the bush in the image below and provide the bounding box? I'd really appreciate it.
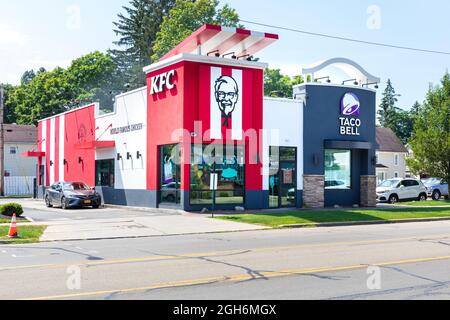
[0,203,24,217]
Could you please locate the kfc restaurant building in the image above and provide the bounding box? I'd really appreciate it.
[32,24,379,210]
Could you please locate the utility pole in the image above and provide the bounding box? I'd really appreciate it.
[0,85,4,196]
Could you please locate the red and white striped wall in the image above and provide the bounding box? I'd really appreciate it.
[38,104,96,187]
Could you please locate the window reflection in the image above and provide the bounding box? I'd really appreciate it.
[324,149,351,189]
[190,144,245,205]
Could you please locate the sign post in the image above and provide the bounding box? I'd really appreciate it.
[210,162,218,218]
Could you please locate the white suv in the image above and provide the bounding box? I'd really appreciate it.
[376,178,428,204]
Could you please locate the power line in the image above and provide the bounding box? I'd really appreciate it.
[240,19,450,56]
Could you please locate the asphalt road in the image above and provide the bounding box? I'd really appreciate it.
[1,219,450,300]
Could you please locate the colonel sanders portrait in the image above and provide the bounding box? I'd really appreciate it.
[214,76,239,128]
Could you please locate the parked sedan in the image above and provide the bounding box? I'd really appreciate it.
[45,182,102,209]
[376,178,428,204]
[422,177,449,200]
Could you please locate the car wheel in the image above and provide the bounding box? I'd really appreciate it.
[432,190,441,201]
[92,205,100,209]
[45,195,53,208]
[418,193,427,201]
[61,197,68,210]
[388,194,398,204]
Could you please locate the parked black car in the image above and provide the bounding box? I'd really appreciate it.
[45,182,102,209]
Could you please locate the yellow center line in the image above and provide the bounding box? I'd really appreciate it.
[2,233,450,272]
[23,254,450,300]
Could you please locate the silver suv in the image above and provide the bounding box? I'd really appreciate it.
[376,178,428,204]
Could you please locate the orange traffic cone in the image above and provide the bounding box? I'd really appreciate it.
[7,213,18,238]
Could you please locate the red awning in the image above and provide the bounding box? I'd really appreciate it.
[22,151,46,158]
[75,141,116,150]
[160,24,279,61]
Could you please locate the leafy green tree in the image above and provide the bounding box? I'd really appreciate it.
[264,69,306,98]
[1,84,18,123]
[66,51,118,110]
[6,52,118,124]
[151,0,240,61]
[378,79,399,128]
[20,70,36,85]
[391,108,414,145]
[407,72,450,184]
[110,0,176,89]
[8,67,72,124]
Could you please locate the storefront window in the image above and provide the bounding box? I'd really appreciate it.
[324,149,351,189]
[95,159,115,187]
[190,144,245,205]
[160,144,181,204]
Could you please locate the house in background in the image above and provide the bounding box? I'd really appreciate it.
[375,127,409,184]
[3,124,38,196]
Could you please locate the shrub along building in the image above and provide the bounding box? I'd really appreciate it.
[26,25,380,210]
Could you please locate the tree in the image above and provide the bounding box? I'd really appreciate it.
[378,79,399,128]
[391,109,414,145]
[407,72,450,184]
[264,69,306,98]
[110,0,176,89]
[20,70,36,85]
[6,52,118,125]
[151,0,240,62]
[66,51,118,111]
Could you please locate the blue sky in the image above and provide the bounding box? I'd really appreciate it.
[0,0,448,109]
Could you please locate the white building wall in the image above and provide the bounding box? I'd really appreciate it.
[95,87,148,190]
[4,143,37,177]
[262,97,304,190]
[376,151,408,182]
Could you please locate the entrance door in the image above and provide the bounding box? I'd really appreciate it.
[159,144,181,205]
[269,147,297,208]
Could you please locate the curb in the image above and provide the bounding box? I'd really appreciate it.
[279,217,450,229]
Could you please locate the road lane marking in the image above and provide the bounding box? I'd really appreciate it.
[2,233,450,272]
[23,254,450,300]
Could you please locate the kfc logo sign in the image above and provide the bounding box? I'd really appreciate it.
[150,70,177,95]
[210,67,243,140]
[214,76,239,128]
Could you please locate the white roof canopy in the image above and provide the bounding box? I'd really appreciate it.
[302,57,380,84]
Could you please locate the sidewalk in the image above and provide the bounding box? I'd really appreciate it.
[39,215,266,241]
[0,198,267,242]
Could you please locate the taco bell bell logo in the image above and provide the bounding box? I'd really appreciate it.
[339,93,361,136]
[341,93,361,117]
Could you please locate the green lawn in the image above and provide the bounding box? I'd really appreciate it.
[0,226,46,244]
[0,215,30,224]
[397,200,450,207]
[217,208,450,228]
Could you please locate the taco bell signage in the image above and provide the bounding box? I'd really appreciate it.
[339,93,361,136]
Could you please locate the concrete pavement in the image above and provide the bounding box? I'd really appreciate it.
[0,199,267,241]
[1,220,450,300]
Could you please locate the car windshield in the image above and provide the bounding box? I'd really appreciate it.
[64,182,90,190]
[422,178,441,185]
[378,179,401,188]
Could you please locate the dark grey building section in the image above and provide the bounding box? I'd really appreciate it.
[96,187,157,208]
[296,84,377,207]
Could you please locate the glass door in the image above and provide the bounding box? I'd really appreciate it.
[269,147,297,208]
[159,144,181,205]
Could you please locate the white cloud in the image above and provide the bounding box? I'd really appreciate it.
[0,24,27,47]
